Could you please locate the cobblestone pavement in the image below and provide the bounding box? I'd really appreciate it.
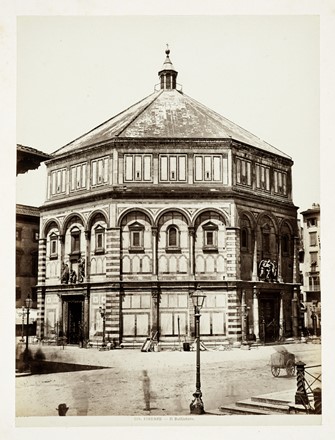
[16,342,321,420]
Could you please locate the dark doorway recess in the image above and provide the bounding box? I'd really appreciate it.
[259,294,280,343]
[67,301,83,344]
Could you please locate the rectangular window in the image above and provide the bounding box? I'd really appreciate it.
[132,231,140,247]
[50,168,67,195]
[61,169,66,192]
[310,232,317,246]
[213,156,221,181]
[51,172,56,195]
[135,155,142,180]
[94,227,105,253]
[194,155,222,182]
[143,156,151,181]
[206,231,214,246]
[125,155,133,181]
[16,228,22,241]
[57,170,61,192]
[195,156,203,181]
[71,230,81,254]
[212,313,225,334]
[70,162,87,191]
[97,234,103,249]
[204,156,212,180]
[274,170,287,195]
[222,156,228,184]
[91,157,109,186]
[203,223,218,250]
[170,156,177,180]
[236,158,252,186]
[307,218,317,227]
[103,158,109,182]
[178,156,186,181]
[309,276,320,291]
[256,164,270,191]
[159,155,187,182]
[51,239,57,255]
[122,314,149,336]
[160,312,187,336]
[92,161,97,185]
[123,294,150,310]
[310,251,318,265]
[200,312,211,335]
[160,156,168,181]
[124,154,152,182]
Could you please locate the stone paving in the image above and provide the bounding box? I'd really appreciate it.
[15,341,321,421]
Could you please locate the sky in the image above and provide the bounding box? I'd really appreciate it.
[15,15,320,215]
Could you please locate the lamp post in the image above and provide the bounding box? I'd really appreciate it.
[190,288,206,415]
[241,290,250,347]
[23,295,33,370]
[20,306,25,342]
[310,304,317,336]
[99,304,106,348]
[25,295,32,352]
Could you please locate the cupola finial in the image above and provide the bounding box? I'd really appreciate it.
[158,45,178,90]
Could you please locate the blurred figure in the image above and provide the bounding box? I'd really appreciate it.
[142,370,151,411]
[72,375,89,415]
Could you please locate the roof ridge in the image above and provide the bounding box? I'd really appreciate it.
[116,90,164,137]
[182,93,291,159]
[52,91,160,155]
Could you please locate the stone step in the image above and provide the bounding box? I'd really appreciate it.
[251,395,293,406]
[214,389,302,416]
[217,403,273,415]
[236,399,290,414]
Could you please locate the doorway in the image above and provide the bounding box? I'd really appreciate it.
[259,295,280,343]
[67,301,83,344]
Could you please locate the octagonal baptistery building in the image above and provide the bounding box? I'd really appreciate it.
[37,49,301,348]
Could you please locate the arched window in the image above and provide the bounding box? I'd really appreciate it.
[168,226,177,247]
[94,225,105,254]
[166,225,180,251]
[262,224,271,255]
[282,234,290,255]
[241,228,248,251]
[203,221,218,251]
[70,227,81,256]
[49,232,58,259]
[129,222,144,252]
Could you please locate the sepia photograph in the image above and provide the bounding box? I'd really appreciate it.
[5,6,332,436]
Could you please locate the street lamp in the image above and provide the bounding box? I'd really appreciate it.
[99,304,106,348]
[190,288,206,415]
[241,290,250,347]
[20,306,25,342]
[310,304,318,336]
[25,295,33,352]
[23,295,33,370]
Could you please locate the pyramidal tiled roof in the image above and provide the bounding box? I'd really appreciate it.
[53,51,291,160]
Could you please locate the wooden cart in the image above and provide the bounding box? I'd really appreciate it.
[270,351,295,377]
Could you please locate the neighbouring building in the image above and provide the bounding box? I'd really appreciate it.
[300,203,321,336]
[16,145,51,338]
[36,49,302,347]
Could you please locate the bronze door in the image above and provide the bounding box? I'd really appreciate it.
[259,296,279,343]
[67,301,83,344]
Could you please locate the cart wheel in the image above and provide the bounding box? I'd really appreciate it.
[286,359,295,376]
[271,366,280,377]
